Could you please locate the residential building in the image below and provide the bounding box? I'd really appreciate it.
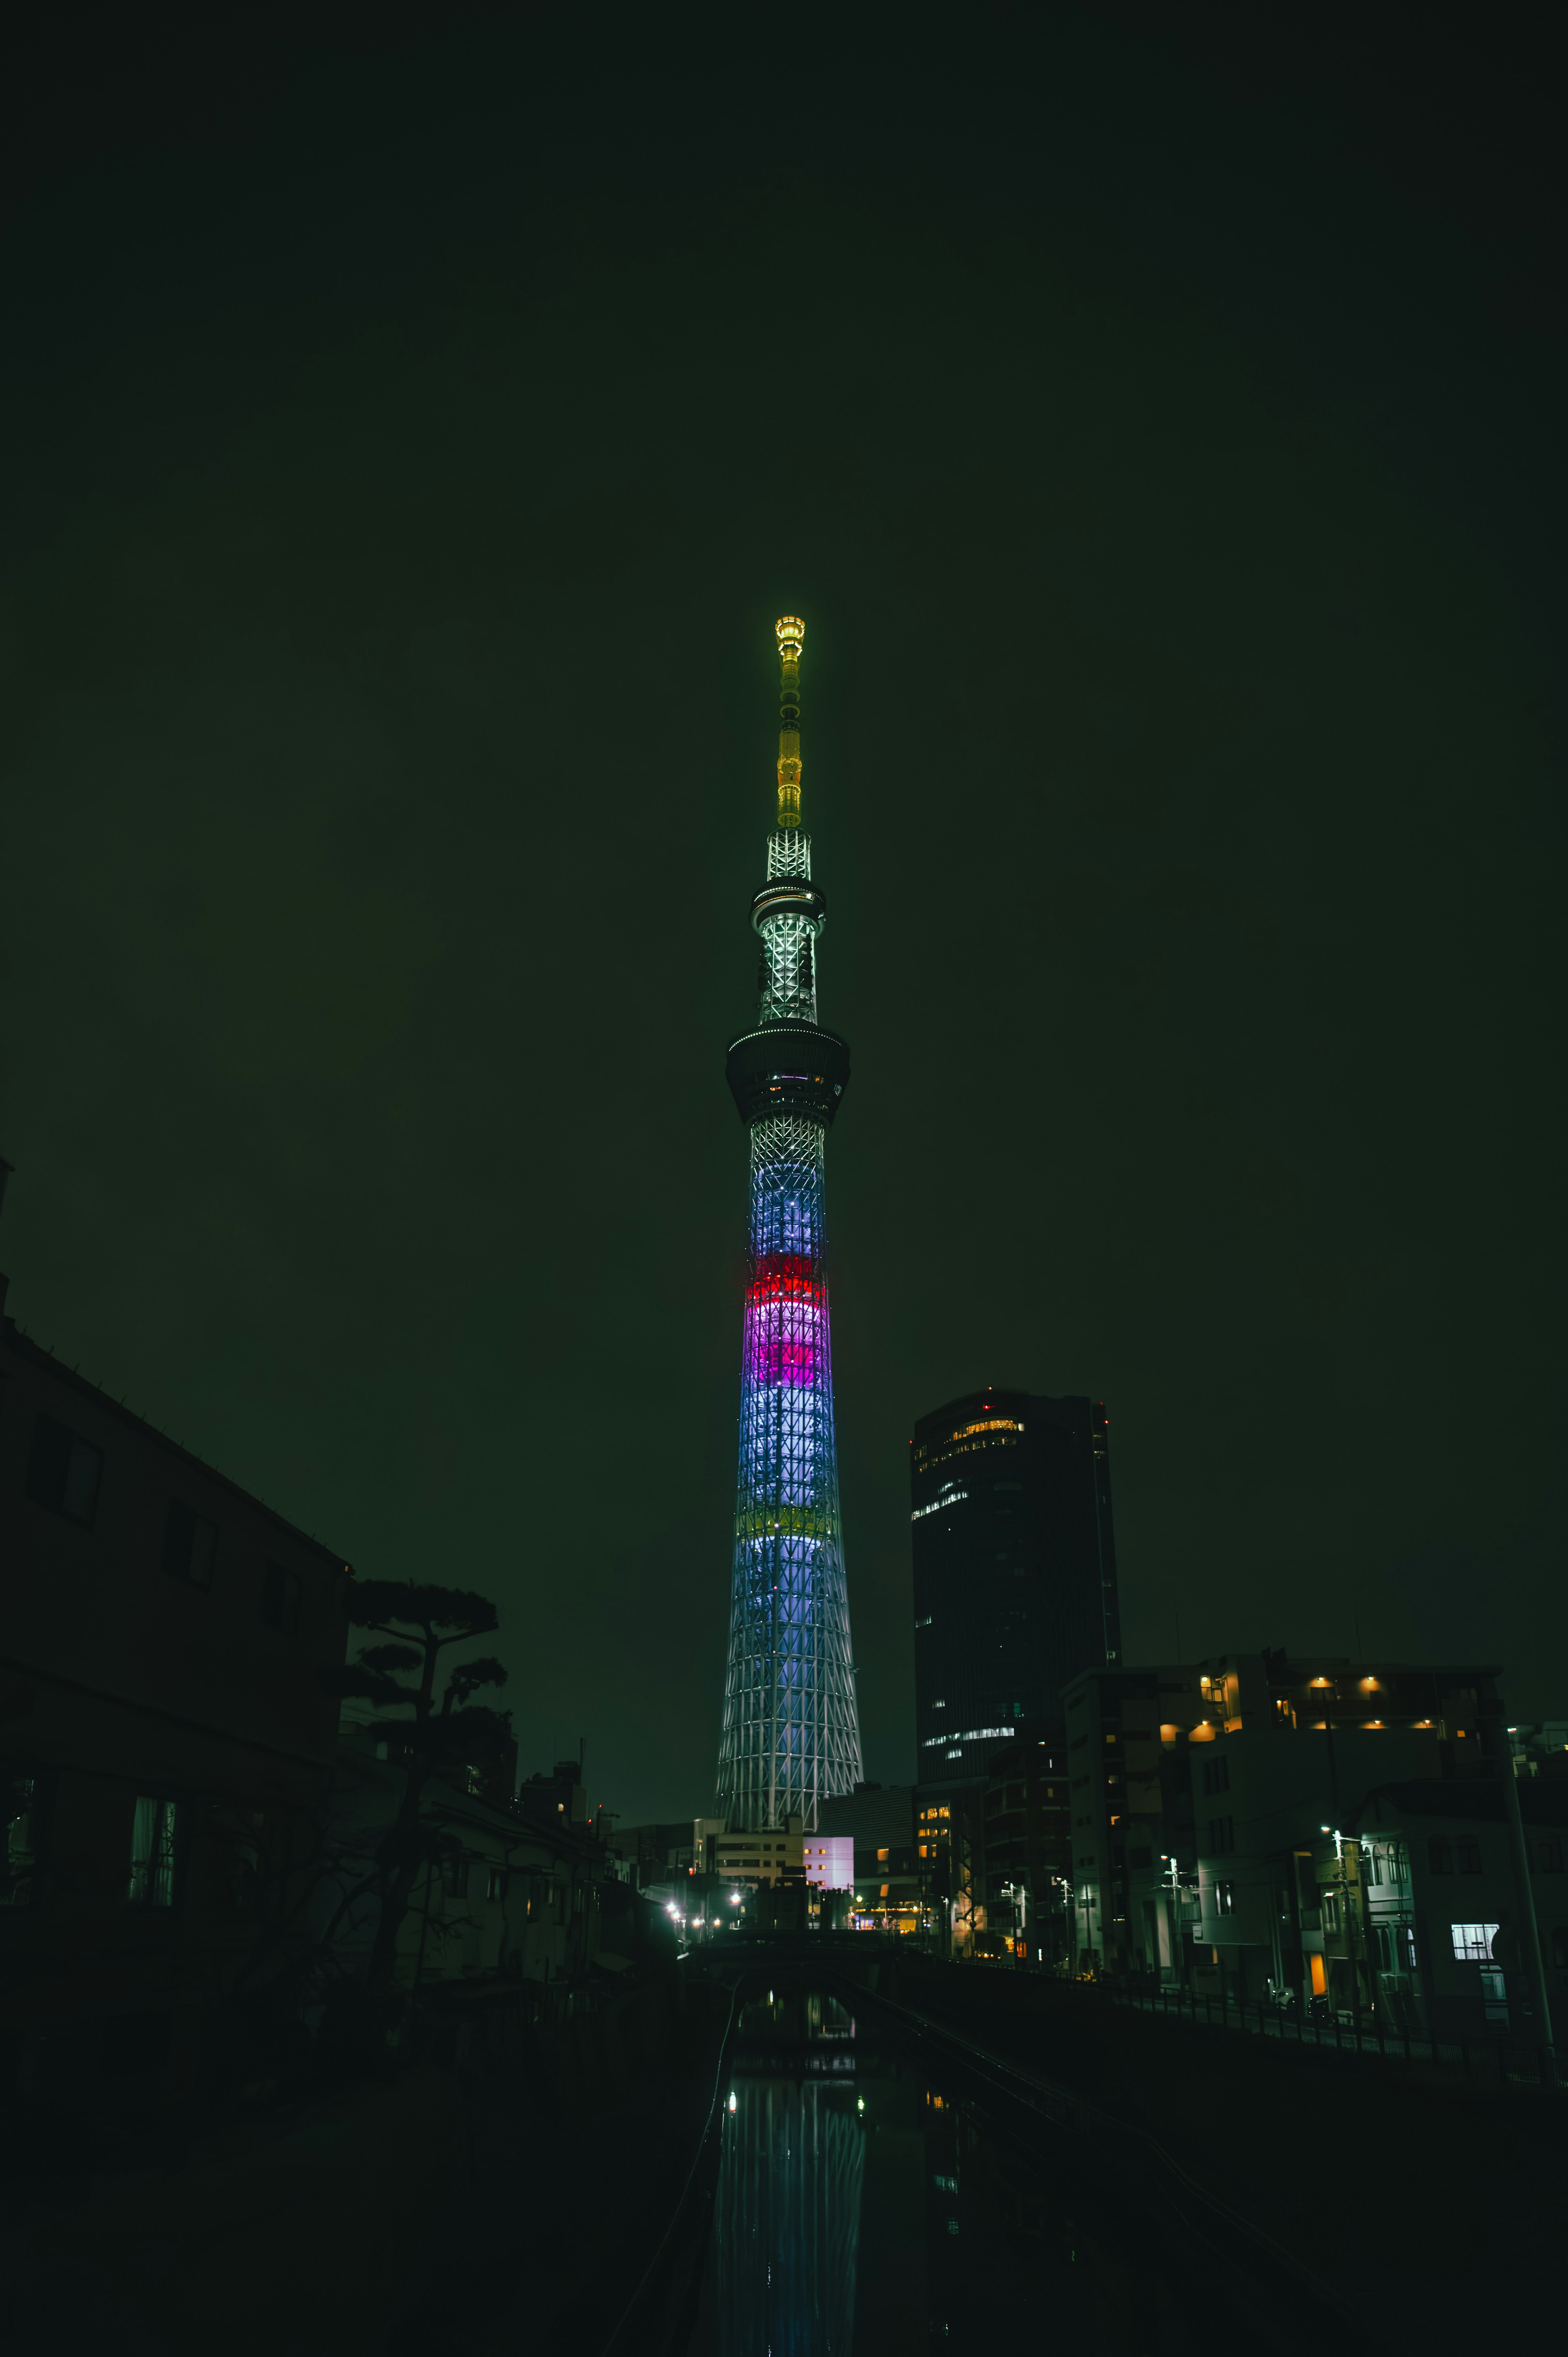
[694,1813,805,1889]
[1,1232,351,2095]
[519,1758,590,1833]
[818,1783,921,1934]
[1065,1651,1522,2024]
[1353,1777,1568,2042]
[911,1388,1119,1789]
[323,1735,633,1992]
[611,1820,701,1889]
[1509,1722,1568,1779]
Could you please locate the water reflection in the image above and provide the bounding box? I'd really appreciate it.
[694,1993,864,2355]
[688,1985,1096,2355]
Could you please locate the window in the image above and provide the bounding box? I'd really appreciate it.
[26,1412,103,1527]
[1202,1756,1231,1798]
[486,1867,505,1903]
[5,1773,39,1907]
[1214,1880,1235,1916]
[1428,1837,1452,1875]
[1479,1965,1509,2023]
[1208,1817,1235,1855]
[261,1562,302,1633]
[1456,1838,1481,1875]
[1534,1840,1564,1874]
[442,1854,468,1899]
[128,1797,179,1907]
[163,1500,217,1588]
[1450,1923,1499,1961]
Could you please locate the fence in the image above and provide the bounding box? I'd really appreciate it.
[1099,1976,1559,2090]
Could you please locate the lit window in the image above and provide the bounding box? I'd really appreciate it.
[1451,1923,1499,1961]
[128,1797,179,1907]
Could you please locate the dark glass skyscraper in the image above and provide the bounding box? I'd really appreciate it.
[910,1387,1120,1784]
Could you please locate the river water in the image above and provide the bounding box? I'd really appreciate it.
[684,1987,1124,2354]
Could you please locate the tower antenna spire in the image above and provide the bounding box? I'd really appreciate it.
[775,615,804,828]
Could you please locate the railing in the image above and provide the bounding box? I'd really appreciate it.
[1098,1976,1559,2091]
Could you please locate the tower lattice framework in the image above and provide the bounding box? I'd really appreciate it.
[717,618,863,1831]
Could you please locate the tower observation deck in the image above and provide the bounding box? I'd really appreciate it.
[715,618,864,1832]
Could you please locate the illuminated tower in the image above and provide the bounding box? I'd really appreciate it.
[716,617,863,1831]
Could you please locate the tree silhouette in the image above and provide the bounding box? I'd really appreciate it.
[321,1579,512,1999]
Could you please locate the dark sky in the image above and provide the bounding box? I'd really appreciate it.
[3,10,1564,1824]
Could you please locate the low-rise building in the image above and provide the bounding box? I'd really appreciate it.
[611,1820,700,1889]
[694,1813,805,1889]
[322,1735,621,1993]
[1065,1652,1519,2021]
[2,1247,350,2096]
[1509,1721,1568,1779]
[820,1783,923,1934]
[1353,1777,1568,2041]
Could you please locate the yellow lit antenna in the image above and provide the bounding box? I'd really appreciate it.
[775,615,804,827]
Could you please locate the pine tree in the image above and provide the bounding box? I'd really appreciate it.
[321,1580,512,1999]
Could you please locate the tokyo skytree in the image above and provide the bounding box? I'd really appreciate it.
[715,617,864,1831]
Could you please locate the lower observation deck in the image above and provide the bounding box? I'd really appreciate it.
[725,1023,851,1127]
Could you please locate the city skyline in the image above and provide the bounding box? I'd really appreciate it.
[1,18,1563,1828]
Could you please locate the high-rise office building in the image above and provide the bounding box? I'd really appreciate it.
[714,619,863,1831]
[911,1387,1120,1784]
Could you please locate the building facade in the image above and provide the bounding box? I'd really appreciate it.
[1062,1650,1558,2036]
[818,1782,922,1934]
[911,1387,1120,1789]
[715,619,862,1832]
[323,1736,632,1994]
[978,1731,1073,1965]
[1,1259,351,2094]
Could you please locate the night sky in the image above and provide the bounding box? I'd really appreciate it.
[3,12,1564,1825]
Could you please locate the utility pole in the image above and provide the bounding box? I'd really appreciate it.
[1484,1710,1554,2066]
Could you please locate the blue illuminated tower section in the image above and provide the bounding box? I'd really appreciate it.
[717,617,863,1831]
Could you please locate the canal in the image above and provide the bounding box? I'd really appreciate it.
[682,1984,1196,2354]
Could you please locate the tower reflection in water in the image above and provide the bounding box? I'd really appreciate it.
[694,1992,865,2356]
